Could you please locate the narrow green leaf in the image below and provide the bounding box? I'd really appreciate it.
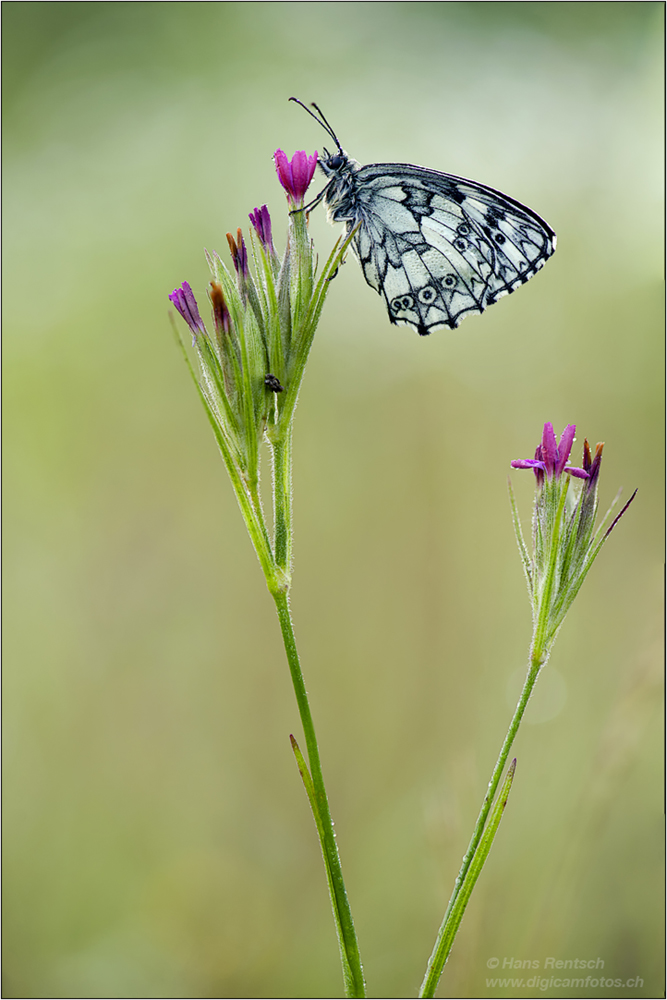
[590,487,624,547]
[171,317,275,579]
[451,758,516,918]
[290,736,360,998]
[419,760,517,998]
[303,223,360,337]
[557,495,585,590]
[277,226,359,438]
[276,244,292,359]
[197,337,243,448]
[508,477,533,596]
[207,250,246,331]
[249,230,284,379]
[172,319,239,470]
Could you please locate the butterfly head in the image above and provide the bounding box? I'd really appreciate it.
[318,147,355,179]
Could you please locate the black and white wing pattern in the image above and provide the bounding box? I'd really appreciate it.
[291,99,556,335]
[326,162,556,336]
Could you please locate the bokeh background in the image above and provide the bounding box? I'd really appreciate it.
[3,3,663,998]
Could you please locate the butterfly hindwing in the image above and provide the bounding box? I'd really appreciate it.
[333,162,556,336]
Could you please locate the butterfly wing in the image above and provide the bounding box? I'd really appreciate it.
[342,163,556,336]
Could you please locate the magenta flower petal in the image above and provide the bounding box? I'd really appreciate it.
[541,422,559,477]
[274,149,292,193]
[511,459,546,470]
[291,150,315,196]
[556,424,577,475]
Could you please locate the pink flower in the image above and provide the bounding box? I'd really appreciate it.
[169,281,207,344]
[248,205,274,252]
[226,228,249,279]
[274,149,318,206]
[511,422,589,486]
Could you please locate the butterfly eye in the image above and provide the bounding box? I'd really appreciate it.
[443,275,456,287]
[328,154,345,170]
[454,238,467,251]
[494,232,506,244]
[418,286,436,304]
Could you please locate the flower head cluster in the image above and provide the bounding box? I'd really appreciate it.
[168,150,354,512]
[510,422,636,658]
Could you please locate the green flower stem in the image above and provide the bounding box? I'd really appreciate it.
[230,431,364,995]
[231,428,364,996]
[268,418,364,996]
[420,478,569,998]
[272,588,366,998]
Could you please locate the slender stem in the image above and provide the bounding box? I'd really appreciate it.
[266,426,363,994]
[272,589,366,998]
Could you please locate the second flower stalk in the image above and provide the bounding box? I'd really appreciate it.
[419,422,636,997]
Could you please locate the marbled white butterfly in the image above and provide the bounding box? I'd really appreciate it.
[291,98,556,337]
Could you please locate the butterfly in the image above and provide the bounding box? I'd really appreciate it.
[291,98,556,336]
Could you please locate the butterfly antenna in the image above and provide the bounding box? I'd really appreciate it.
[309,102,343,153]
[288,97,343,153]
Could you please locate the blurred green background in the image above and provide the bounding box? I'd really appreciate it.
[3,3,663,998]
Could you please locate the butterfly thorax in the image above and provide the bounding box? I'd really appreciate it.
[318,150,362,224]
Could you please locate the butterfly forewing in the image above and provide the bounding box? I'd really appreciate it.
[326,162,556,336]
